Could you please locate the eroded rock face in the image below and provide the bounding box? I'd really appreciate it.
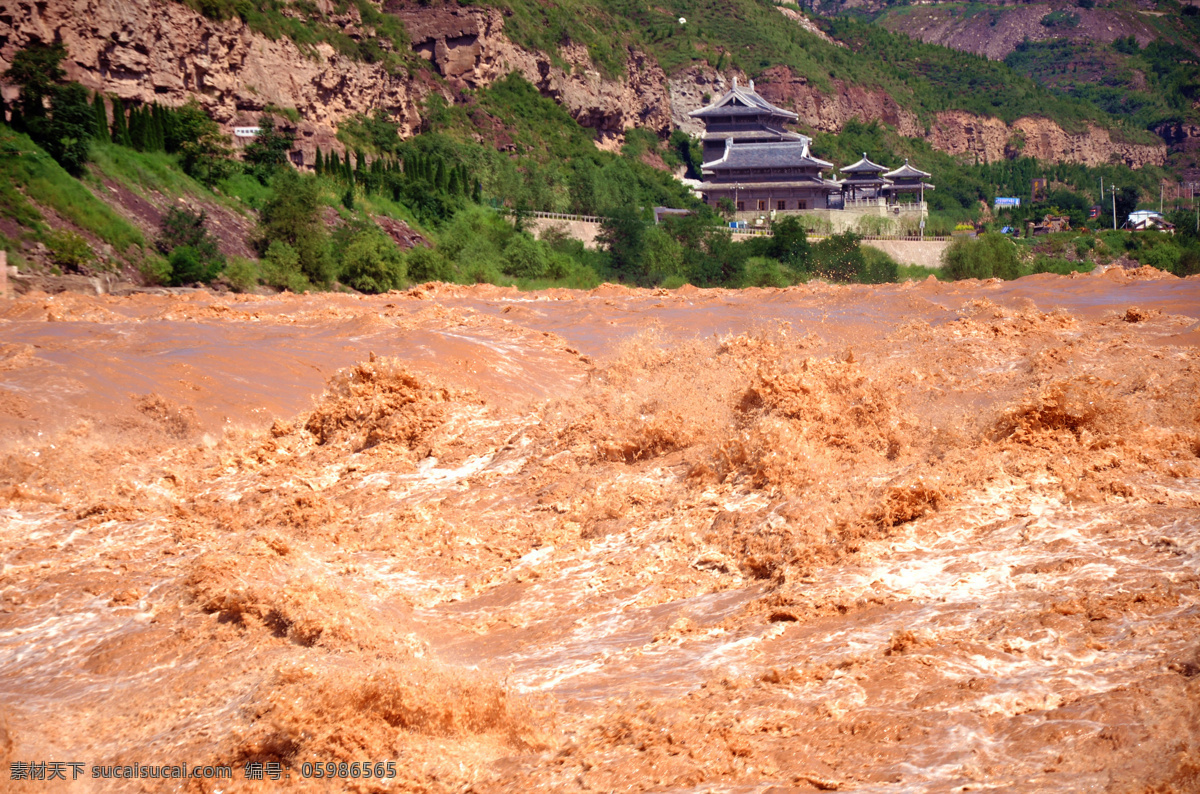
[754,66,924,138]
[931,110,1167,168]
[667,65,1164,168]
[0,0,672,156]
[0,0,430,166]
[0,0,1168,168]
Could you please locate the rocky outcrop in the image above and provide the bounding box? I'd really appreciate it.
[1,0,430,165]
[0,0,1167,169]
[0,0,672,160]
[395,5,673,142]
[931,110,1166,168]
[875,3,1162,62]
[754,66,924,138]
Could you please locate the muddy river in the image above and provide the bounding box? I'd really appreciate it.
[1,268,1198,792]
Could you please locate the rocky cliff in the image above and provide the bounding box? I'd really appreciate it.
[930,110,1167,169]
[0,0,674,163]
[0,0,1168,168]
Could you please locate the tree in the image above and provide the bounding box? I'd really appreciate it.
[33,82,93,175]
[768,216,811,274]
[942,232,1019,280]
[110,98,131,147]
[1115,187,1139,228]
[257,170,333,285]
[91,93,110,143]
[598,206,649,281]
[810,232,865,283]
[243,114,295,183]
[340,229,406,293]
[3,41,67,119]
[502,233,548,278]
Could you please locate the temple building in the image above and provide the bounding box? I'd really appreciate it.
[689,79,840,213]
[689,81,933,231]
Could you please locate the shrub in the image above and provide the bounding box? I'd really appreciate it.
[224,256,259,293]
[168,245,221,285]
[502,233,548,278]
[257,171,333,285]
[942,232,1019,280]
[545,250,576,281]
[810,232,865,283]
[405,246,454,283]
[261,240,311,293]
[858,246,899,284]
[1041,10,1080,28]
[743,256,790,288]
[1031,255,1086,275]
[1175,248,1200,277]
[1140,241,1181,273]
[44,229,95,272]
[157,206,224,285]
[138,251,172,285]
[340,230,406,293]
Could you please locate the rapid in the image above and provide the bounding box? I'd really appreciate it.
[1,267,1198,792]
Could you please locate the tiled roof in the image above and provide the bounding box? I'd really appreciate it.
[883,159,932,179]
[688,78,798,121]
[702,140,833,171]
[840,153,888,174]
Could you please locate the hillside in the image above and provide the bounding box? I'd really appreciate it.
[866,0,1200,169]
[0,0,1170,168]
[4,0,1200,297]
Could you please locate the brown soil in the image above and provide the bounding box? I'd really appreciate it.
[1,271,1199,792]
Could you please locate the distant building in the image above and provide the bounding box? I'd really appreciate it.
[688,80,933,228]
[690,78,839,213]
[1124,210,1175,232]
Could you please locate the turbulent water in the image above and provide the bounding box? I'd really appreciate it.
[1,269,1198,793]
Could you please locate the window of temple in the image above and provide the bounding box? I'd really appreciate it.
[798,200,807,210]
[776,200,786,211]
[757,200,766,211]
[736,201,745,211]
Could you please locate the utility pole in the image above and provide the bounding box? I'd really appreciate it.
[1112,185,1117,231]
[1160,181,1164,215]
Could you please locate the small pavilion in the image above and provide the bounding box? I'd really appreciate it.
[838,153,890,202]
[883,160,934,205]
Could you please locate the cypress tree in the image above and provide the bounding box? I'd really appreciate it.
[8,104,24,133]
[343,152,353,183]
[435,159,448,193]
[92,93,110,142]
[328,149,339,175]
[128,106,142,150]
[111,99,130,147]
[152,104,166,151]
[314,146,323,175]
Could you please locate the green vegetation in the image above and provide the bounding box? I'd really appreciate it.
[942,233,1020,280]
[474,0,1150,142]
[1003,37,1200,135]
[0,126,145,256]
[809,118,1170,235]
[156,207,226,285]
